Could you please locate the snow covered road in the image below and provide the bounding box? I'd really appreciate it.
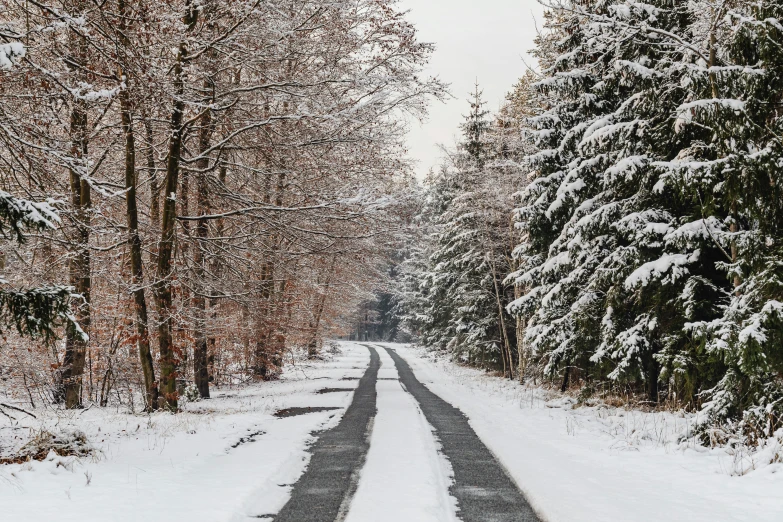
[4,341,779,522]
[343,347,458,522]
[382,345,540,522]
[275,343,538,522]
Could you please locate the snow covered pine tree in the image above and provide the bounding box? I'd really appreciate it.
[400,84,523,375]
[511,0,783,436]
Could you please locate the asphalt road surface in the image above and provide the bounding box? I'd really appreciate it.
[274,346,380,522]
[273,344,539,522]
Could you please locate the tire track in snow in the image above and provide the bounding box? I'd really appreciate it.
[342,347,459,522]
[272,345,380,522]
[381,345,541,522]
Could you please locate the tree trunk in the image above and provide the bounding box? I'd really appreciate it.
[63,109,91,409]
[144,113,160,235]
[489,252,514,379]
[61,9,91,409]
[646,357,660,403]
[711,27,741,292]
[516,314,526,383]
[307,256,337,358]
[192,74,215,399]
[560,366,570,393]
[118,0,158,411]
[253,261,274,376]
[153,1,198,411]
[253,162,286,375]
[730,200,741,290]
[206,164,227,383]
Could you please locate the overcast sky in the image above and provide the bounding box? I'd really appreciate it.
[397,0,545,179]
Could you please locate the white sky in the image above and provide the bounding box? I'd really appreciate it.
[397,0,546,179]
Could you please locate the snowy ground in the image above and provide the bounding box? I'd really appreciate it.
[385,343,783,522]
[1,341,781,521]
[0,344,370,522]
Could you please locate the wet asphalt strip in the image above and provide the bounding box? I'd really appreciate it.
[273,345,379,522]
[381,345,541,522]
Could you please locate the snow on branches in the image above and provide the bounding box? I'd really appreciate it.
[508,0,783,436]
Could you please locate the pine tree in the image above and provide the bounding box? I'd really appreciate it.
[661,0,783,431]
[510,0,622,392]
[398,167,459,352]
[400,85,522,374]
[513,0,724,401]
[512,0,783,431]
[462,81,492,167]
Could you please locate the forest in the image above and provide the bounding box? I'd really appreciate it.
[0,0,443,412]
[2,1,782,520]
[1,0,781,462]
[397,0,783,444]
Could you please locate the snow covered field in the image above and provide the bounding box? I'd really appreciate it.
[1,341,781,522]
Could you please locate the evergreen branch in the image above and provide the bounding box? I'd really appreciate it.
[0,286,74,341]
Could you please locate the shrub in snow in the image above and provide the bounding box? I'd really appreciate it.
[182,383,202,403]
[1,429,93,464]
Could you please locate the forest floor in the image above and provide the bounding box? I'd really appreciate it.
[0,342,781,521]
